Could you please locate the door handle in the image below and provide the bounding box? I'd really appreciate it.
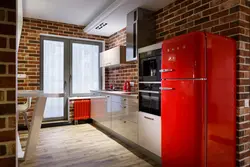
[159,87,174,91]
[120,105,126,109]
[144,116,154,121]
[159,69,173,73]
[64,81,67,90]
[139,90,160,94]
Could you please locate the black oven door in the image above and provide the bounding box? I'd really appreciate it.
[139,91,151,114]
[150,93,161,116]
[139,50,161,82]
[139,90,161,116]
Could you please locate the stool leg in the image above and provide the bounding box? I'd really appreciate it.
[23,113,30,130]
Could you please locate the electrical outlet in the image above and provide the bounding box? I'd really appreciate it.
[18,74,26,79]
[245,99,249,107]
[130,82,135,87]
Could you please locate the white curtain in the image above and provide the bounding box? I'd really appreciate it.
[72,43,99,94]
[43,40,64,118]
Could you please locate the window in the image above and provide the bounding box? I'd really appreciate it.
[71,43,100,95]
[43,40,65,119]
[41,36,103,121]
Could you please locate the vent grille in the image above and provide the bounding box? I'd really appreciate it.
[95,22,108,30]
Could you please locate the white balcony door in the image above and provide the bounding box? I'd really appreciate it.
[41,36,103,121]
[41,37,69,121]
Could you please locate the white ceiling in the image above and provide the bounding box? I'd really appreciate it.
[85,0,173,36]
[23,0,116,25]
[23,0,172,36]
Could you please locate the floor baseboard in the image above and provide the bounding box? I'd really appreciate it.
[18,119,93,131]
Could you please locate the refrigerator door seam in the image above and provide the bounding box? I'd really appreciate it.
[162,78,207,80]
[204,32,208,167]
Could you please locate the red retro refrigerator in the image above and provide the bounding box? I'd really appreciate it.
[161,32,236,167]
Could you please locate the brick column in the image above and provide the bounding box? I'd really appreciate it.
[236,1,250,166]
[0,1,16,166]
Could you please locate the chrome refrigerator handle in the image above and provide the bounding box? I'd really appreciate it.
[159,69,173,73]
[159,87,174,91]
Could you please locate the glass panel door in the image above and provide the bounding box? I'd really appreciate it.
[70,40,102,96]
[40,36,103,122]
[41,37,69,120]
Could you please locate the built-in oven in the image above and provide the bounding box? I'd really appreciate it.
[139,49,161,82]
[139,82,161,116]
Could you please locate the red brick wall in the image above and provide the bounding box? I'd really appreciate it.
[18,18,108,125]
[105,28,138,91]
[18,17,108,91]
[18,1,250,164]
[0,1,16,166]
[154,0,249,166]
[107,0,250,165]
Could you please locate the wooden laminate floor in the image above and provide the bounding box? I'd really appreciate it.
[19,124,160,167]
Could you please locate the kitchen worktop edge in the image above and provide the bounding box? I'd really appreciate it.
[91,90,138,98]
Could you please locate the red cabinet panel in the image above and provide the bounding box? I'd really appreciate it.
[206,33,236,167]
[161,79,206,167]
[162,32,206,79]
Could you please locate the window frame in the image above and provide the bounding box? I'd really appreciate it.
[69,39,103,97]
[40,36,70,121]
[40,35,104,122]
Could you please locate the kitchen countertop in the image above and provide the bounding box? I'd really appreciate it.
[68,96,106,100]
[91,90,138,98]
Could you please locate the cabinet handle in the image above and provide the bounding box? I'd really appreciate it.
[144,116,154,121]
[106,95,110,98]
[123,98,127,101]
[121,105,126,109]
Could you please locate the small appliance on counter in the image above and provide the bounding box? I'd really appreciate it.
[123,81,131,92]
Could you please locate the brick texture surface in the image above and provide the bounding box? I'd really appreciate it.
[107,0,250,165]
[18,0,250,165]
[154,0,249,166]
[0,0,16,166]
[18,18,110,124]
[105,28,138,91]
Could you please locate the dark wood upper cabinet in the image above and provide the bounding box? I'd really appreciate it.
[126,8,156,62]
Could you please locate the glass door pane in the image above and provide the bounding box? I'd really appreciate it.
[42,39,66,119]
[71,42,100,95]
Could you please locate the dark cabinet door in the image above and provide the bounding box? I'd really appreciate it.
[126,9,137,62]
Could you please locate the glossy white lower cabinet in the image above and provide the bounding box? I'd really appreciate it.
[111,100,138,144]
[91,96,111,129]
[138,112,161,157]
[91,93,139,144]
[112,116,137,143]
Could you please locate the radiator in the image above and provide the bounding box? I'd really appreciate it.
[74,100,90,120]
